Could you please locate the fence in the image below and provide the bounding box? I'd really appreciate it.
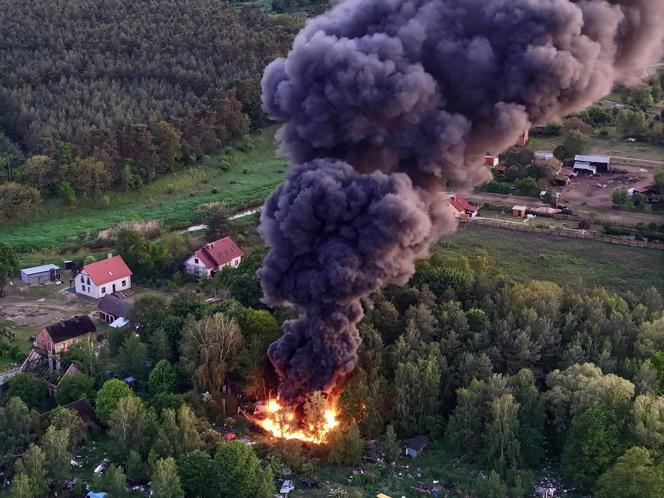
[462,217,664,251]
[0,366,22,386]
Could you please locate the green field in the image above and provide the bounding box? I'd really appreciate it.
[528,133,664,165]
[0,128,286,253]
[441,223,664,294]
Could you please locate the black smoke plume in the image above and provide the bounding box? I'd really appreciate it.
[258,0,664,402]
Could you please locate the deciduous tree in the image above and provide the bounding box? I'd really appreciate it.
[95,379,134,422]
[180,313,242,392]
[0,242,19,297]
[151,457,184,498]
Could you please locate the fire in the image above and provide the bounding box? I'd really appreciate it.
[252,397,339,444]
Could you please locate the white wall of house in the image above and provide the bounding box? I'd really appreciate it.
[74,270,131,299]
[184,255,242,278]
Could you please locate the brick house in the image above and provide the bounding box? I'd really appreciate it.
[35,315,98,355]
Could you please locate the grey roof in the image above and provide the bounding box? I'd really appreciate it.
[97,295,134,318]
[21,264,60,275]
[573,161,597,172]
[574,154,610,163]
[406,435,430,452]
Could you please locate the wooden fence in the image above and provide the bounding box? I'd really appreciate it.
[462,217,664,251]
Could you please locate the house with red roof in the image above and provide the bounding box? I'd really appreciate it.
[75,254,133,299]
[185,236,244,278]
[447,194,479,219]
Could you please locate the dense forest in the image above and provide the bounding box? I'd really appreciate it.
[2,243,664,497]
[0,0,297,211]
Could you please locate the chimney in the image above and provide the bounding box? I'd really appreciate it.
[107,252,113,259]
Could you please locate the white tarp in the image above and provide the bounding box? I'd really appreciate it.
[109,317,128,328]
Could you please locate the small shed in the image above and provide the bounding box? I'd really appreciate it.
[534,486,555,498]
[20,264,61,284]
[512,205,528,217]
[534,151,554,165]
[484,154,499,167]
[572,161,597,175]
[405,435,429,457]
[280,480,295,495]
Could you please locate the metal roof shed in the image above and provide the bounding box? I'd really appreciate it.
[20,264,61,284]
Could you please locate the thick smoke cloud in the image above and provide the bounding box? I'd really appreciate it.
[259,0,664,401]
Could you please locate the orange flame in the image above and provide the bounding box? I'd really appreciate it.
[253,397,339,444]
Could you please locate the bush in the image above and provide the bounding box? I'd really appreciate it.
[514,177,540,196]
[165,184,175,194]
[480,180,511,194]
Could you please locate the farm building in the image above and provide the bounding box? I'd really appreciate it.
[628,185,655,196]
[75,254,132,299]
[534,151,554,165]
[20,264,61,284]
[447,195,479,219]
[572,161,597,175]
[97,295,134,327]
[185,236,244,278]
[512,205,528,217]
[484,154,499,167]
[35,315,98,355]
[574,154,610,172]
[405,435,429,457]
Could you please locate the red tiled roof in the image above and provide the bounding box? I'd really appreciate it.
[449,195,478,214]
[83,255,132,286]
[194,237,244,270]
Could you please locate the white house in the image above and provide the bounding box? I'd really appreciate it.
[185,237,244,278]
[75,255,133,299]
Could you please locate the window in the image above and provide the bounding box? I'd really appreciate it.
[86,277,90,285]
[80,275,84,283]
[101,287,106,294]
[195,258,199,264]
[122,280,127,287]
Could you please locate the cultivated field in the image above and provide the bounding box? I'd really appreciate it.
[440,223,664,293]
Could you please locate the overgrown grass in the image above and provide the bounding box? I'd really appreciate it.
[0,128,286,253]
[440,223,664,293]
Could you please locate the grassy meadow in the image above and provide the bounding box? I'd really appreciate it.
[0,128,286,253]
[441,223,664,294]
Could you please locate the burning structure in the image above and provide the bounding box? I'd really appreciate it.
[256,0,664,440]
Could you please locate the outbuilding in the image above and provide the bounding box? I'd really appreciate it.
[512,205,528,217]
[97,295,134,325]
[574,154,610,172]
[572,161,597,175]
[405,435,429,457]
[20,264,61,284]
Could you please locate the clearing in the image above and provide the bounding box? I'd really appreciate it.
[440,223,664,294]
[0,128,286,252]
[0,282,98,370]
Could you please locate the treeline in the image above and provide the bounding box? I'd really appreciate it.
[0,0,297,215]
[533,70,664,145]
